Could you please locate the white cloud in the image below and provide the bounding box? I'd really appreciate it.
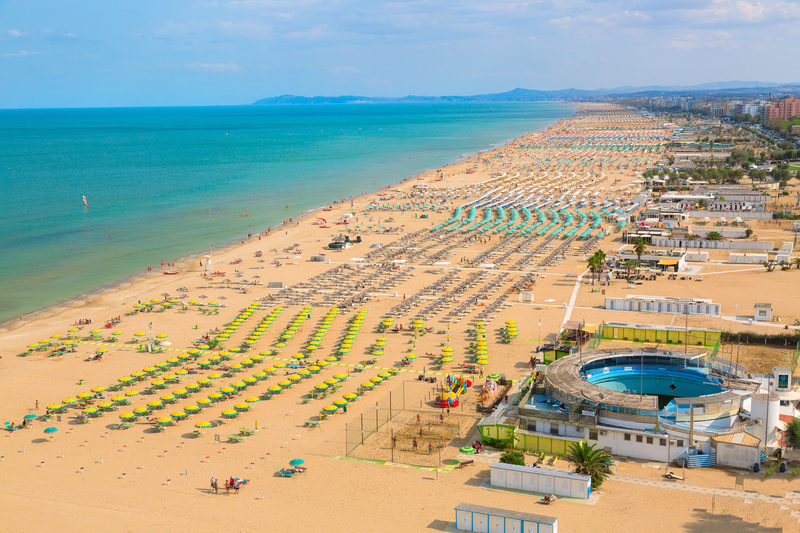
[1,50,40,57]
[667,32,734,51]
[7,29,23,37]
[183,61,242,72]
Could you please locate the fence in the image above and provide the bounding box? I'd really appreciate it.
[651,238,774,251]
[344,384,407,457]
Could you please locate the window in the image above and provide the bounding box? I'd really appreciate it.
[550,424,560,436]
[624,433,631,441]
[676,440,684,447]
[529,421,537,432]
[659,439,667,446]
[646,437,654,444]
[636,435,643,443]
[589,430,598,441]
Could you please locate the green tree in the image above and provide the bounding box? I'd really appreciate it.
[793,257,800,270]
[500,451,526,466]
[565,441,613,489]
[706,231,723,241]
[786,418,800,449]
[633,238,647,265]
[624,260,638,282]
[587,250,607,285]
[745,229,754,239]
[764,261,776,272]
[696,199,707,209]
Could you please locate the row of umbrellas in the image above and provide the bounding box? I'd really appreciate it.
[337,309,368,356]
[275,306,314,347]
[304,308,340,353]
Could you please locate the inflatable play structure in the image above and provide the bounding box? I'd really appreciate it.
[435,375,472,408]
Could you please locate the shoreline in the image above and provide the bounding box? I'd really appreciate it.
[0,107,575,334]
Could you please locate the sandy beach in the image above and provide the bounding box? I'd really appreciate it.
[2,103,799,532]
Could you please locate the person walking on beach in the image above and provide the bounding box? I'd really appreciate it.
[412,438,418,453]
[211,476,218,494]
[35,400,39,411]
[428,442,433,455]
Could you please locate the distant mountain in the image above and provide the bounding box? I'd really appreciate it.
[253,82,800,105]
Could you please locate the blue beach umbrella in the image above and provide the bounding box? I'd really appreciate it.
[23,414,38,420]
[289,458,304,466]
[44,427,58,434]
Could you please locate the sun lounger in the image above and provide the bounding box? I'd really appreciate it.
[240,428,255,436]
[228,434,245,443]
[279,468,295,477]
[304,419,320,428]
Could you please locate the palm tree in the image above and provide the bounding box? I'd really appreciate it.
[706,231,722,241]
[763,261,776,272]
[624,260,638,282]
[565,441,613,489]
[793,257,800,270]
[632,238,647,265]
[587,250,607,285]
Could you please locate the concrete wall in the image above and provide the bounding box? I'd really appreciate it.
[589,429,671,462]
[715,443,758,469]
[691,228,747,239]
[651,238,774,251]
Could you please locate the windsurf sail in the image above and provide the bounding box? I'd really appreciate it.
[83,195,88,206]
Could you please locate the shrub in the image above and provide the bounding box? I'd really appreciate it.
[500,451,525,466]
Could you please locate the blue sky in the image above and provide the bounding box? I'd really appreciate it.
[1,0,799,108]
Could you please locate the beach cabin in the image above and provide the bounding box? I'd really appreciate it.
[454,502,558,533]
[753,303,772,322]
[711,433,761,470]
[490,463,591,500]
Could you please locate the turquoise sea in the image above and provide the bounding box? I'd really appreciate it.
[0,102,574,323]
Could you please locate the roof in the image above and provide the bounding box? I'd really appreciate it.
[490,462,591,483]
[712,432,761,448]
[657,259,679,266]
[454,503,558,526]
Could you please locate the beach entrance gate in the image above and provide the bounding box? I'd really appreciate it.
[454,502,558,533]
[490,463,591,499]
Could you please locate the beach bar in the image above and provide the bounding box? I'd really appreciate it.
[490,463,591,499]
[454,502,558,533]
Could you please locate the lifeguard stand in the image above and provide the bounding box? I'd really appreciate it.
[753,303,772,322]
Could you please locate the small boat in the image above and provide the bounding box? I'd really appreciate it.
[164,270,179,275]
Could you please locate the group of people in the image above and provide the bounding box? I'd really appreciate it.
[75,318,93,325]
[210,476,249,495]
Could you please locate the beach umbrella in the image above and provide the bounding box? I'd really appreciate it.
[369,376,383,384]
[47,403,63,410]
[314,383,328,391]
[220,387,236,394]
[487,373,501,380]
[77,392,92,400]
[155,362,170,369]
[155,333,168,339]
[459,446,475,454]
[377,372,391,379]
[195,421,211,429]
[208,393,223,401]
[160,394,175,402]
[297,370,311,378]
[476,359,489,366]
[62,398,78,405]
[174,388,189,397]
[291,353,305,360]
[322,405,338,413]
[208,373,223,380]
[277,380,291,388]
[323,378,338,386]
[44,427,58,434]
[308,366,320,373]
[133,332,146,337]
[118,376,133,384]
[343,393,357,401]
[360,382,374,390]
[332,373,347,381]
[253,372,267,381]
[143,367,157,373]
[287,375,302,383]
[151,380,166,388]
[147,400,163,408]
[62,340,77,345]
[232,381,247,389]
[317,361,330,368]
[67,327,80,333]
[125,390,139,398]
[133,406,148,415]
[406,354,418,360]
[187,349,200,355]
[267,385,282,393]
[166,357,180,365]
[186,383,200,392]
[333,399,348,407]
[119,412,136,420]
[245,396,259,404]
[130,371,145,378]
[23,413,38,420]
[196,398,211,407]
[90,329,103,334]
[111,396,126,405]
[273,362,286,369]
[172,410,189,418]
[175,370,189,376]
[289,459,305,466]
[27,343,40,349]
[97,402,113,410]
[222,409,238,418]
[198,378,212,387]
[263,367,276,375]
[156,417,172,425]
[440,357,453,363]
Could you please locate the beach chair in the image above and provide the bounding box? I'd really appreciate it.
[240,428,255,437]
[152,424,165,432]
[192,430,204,438]
[279,469,295,478]
[228,434,245,443]
[210,420,223,428]
[304,419,320,428]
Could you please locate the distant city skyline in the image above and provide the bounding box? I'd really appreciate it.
[2,0,800,108]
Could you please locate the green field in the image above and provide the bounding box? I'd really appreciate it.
[789,165,800,171]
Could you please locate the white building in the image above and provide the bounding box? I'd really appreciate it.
[604,295,721,317]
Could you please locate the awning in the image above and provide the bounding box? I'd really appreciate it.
[657,259,679,266]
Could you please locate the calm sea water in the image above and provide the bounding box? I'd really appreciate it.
[0,103,574,322]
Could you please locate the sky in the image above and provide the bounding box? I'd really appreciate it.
[1,0,800,108]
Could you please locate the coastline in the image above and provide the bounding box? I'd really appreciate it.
[0,106,574,334]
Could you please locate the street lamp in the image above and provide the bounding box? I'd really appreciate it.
[538,319,542,352]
